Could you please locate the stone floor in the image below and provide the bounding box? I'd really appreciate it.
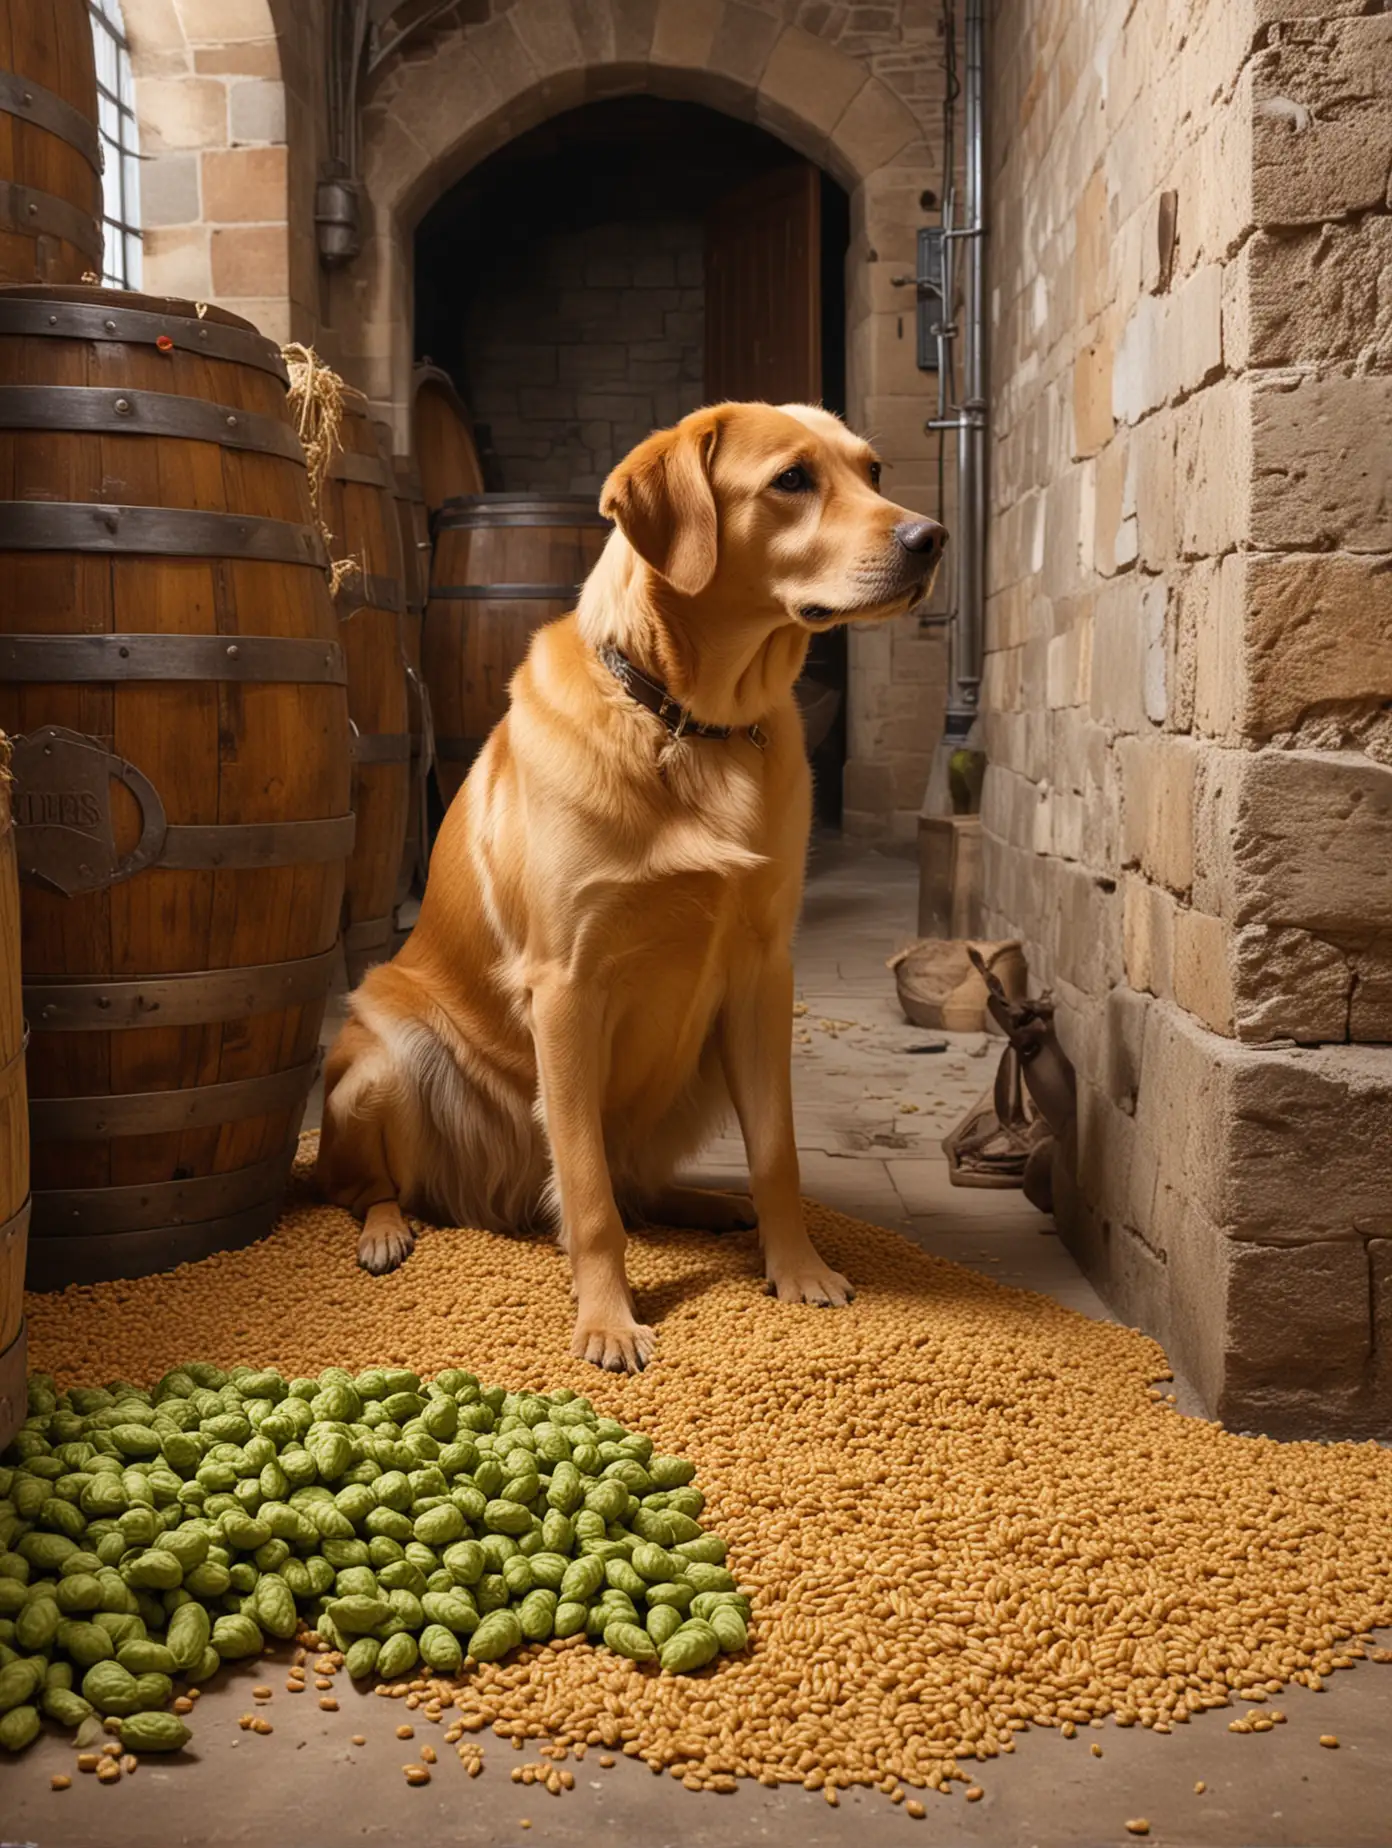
[6,838,1392,1847]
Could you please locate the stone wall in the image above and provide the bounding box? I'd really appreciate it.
[457,216,705,496]
[982,0,1392,1436]
[122,0,298,341]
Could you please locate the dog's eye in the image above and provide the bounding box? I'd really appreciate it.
[869,461,882,490]
[772,464,813,494]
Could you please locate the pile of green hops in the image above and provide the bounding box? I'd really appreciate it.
[0,1365,751,1757]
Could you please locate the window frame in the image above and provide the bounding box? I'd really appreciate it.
[88,0,142,291]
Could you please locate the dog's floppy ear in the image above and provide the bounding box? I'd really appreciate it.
[600,413,720,596]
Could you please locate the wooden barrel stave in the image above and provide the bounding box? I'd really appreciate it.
[411,364,484,521]
[0,738,28,1446]
[390,452,432,902]
[325,399,408,976]
[424,495,609,802]
[0,0,102,286]
[0,287,351,1283]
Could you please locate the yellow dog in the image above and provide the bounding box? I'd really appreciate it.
[318,402,946,1371]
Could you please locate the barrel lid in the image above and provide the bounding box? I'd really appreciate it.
[0,286,288,382]
[436,492,609,529]
[0,283,259,331]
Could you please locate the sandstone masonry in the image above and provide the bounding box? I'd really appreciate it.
[983,0,1392,1436]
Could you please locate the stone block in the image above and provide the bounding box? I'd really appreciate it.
[139,152,200,229]
[200,145,287,223]
[1370,1240,1392,1421]
[860,394,935,465]
[1230,924,1351,1044]
[709,3,781,92]
[1243,553,1392,738]
[1193,553,1245,742]
[828,78,920,185]
[1178,381,1250,561]
[1072,331,1114,460]
[1348,940,1392,1044]
[1173,908,1234,1037]
[1222,1240,1369,1404]
[1091,434,1128,576]
[210,224,288,296]
[1174,263,1223,397]
[609,0,658,61]
[228,77,286,146]
[1245,219,1392,370]
[1225,1039,1392,1240]
[650,0,721,69]
[170,0,273,40]
[757,26,866,143]
[1089,575,1164,735]
[219,295,290,345]
[1074,166,1111,328]
[140,224,212,300]
[1251,373,1392,555]
[194,40,286,79]
[510,0,587,74]
[135,77,228,153]
[1045,613,1092,711]
[1252,18,1392,226]
[1049,860,1124,996]
[1123,874,1176,1000]
[1102,982,1150,1114]
[1197,748,1392,935]
[842,758,895,819]
[1117,734,1196,895]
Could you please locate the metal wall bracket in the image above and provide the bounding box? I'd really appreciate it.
[892,228,947,372]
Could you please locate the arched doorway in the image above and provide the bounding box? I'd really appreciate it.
[352,11,942,843]
[413,96,852,823]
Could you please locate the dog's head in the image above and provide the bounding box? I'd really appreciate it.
[599,401,946,630]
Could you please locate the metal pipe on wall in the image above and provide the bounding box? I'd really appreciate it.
[929,0,987,745]
[956,0,986,739]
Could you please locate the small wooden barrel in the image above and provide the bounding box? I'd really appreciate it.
[424,494,610,801]
[324,395,409,978]
[391,450,433,903]
[0,0,103,285]
[412,364,483,522]
[0,737,28,1446]
[0,285,353,1286]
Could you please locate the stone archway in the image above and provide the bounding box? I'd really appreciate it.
[121,0,304,342]
[338,2,946,839]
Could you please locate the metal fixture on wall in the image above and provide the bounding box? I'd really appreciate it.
[317,1,488,269]
[927,0,987,747]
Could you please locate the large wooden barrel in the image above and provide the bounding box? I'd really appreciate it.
[390,450,432,904]
[0,735,28,1445]
[0,0,103,285]
[323,394,408,979]
[0,285,353,1286]
[412,364,483,522]
[424,494,610,801]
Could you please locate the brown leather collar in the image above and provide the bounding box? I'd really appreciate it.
[598,642,768,749]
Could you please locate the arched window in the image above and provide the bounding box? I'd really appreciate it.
[88,0,142,289]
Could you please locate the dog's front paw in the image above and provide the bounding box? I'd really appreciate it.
[765,1255,855,1307]
[571,1313,657,1373]
[358,1204,416,1275]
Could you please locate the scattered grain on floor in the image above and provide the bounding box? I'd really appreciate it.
[23,1134,1392,1797]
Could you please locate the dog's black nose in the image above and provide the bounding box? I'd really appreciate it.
[894,518,946,558]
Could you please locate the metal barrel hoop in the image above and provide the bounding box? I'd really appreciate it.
[0,71,103,169]
[0,297,289,382]
[0,385,306,460]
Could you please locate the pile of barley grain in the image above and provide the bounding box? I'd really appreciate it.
[24,1137,1392,1795]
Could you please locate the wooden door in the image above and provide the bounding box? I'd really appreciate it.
[704,160,821,404]
[705,159,845,820]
